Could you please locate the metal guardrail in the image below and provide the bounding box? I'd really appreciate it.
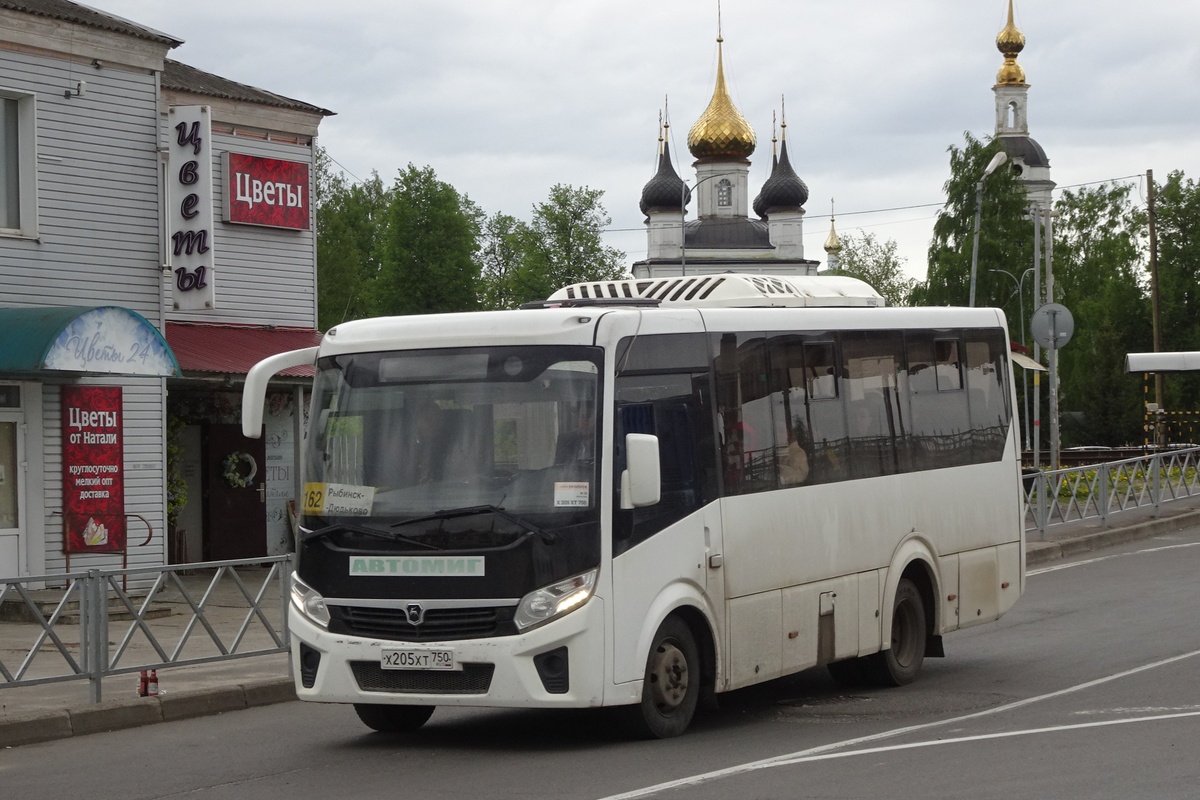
[1024,446,1200,537]
[0,556,291,703]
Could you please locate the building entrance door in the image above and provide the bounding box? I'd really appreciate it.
[204,423,267,561]
[0,412,25,578]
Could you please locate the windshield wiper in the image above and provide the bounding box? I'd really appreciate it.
[391,505,560,544]
[301,522,442,550]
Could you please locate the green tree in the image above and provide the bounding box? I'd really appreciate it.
[1052,183,1148,445]
[477,212,526,311]
[1154,171,1200,412]
[828,231,917,307]
[506,184,627,305]
[315,149,390,330]
[375,164,483,316]
[914,132,1033,310]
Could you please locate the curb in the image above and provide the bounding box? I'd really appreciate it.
[0,677,295,749]
[1026,508,1200,567]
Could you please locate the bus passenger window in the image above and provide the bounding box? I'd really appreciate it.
[907,333,971,469]
[935,339,963,391]
[715,333,775,496]
[965,331,1011,462]
[801,341,845,484]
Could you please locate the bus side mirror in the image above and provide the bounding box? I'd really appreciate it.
[621,433,661,509]
[241,346,319,438]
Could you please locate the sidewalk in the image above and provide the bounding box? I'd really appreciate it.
[1,566,295,747]
[4,498,1200,749]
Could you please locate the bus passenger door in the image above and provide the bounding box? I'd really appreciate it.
[610,376,719,687]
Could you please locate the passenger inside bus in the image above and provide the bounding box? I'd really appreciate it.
[778,419,811,486]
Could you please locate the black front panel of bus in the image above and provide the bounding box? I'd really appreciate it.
[296,521,600,602]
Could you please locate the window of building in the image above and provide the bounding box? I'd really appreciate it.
[717,179,732,208]
[0,91,37,238]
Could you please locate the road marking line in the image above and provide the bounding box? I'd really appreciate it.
[596,647,1200,800]
[726,710,1200,768]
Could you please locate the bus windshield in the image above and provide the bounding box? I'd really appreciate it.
[303,345,602,532]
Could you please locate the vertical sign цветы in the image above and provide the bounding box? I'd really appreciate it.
[62,386,126,553]
[168,105,216,311]
[223,153,311,230]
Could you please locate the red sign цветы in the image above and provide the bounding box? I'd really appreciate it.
[224,153,310,230]
[61,386,126,553]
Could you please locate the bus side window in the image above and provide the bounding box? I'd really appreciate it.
[801,340,846,484]
[906,332,971,469]
[964,330,1011,462]
[613,386,711,553]
[613,331,716,554]
[714,332,777,496]
[841,331,906,479]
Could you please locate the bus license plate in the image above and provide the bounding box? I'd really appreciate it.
[380,648,459,671]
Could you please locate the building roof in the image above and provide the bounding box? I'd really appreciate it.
[1000,135,1050,168]
[165,322,322,378]
[1,0,182,46]
[753,138,808,217]
[163,59,334,117]
[687,36,756,162]
[640,142,689,215]
[685,217,772,249]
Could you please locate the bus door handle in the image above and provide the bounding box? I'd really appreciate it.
[708,554,723,569]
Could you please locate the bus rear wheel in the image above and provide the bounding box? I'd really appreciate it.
[627,616,700,739]
[353,703,435,733]
[867,577,926,686]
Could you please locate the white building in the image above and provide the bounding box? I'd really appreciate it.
[0,1,330,580]
[632,35,820,279]
[992,0,1054,208]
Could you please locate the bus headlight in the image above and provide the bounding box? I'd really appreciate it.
[514,569,598,631]
[290,573,331,629]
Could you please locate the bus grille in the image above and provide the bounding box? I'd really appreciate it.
[329,605,517,642]
[351,662,495,695]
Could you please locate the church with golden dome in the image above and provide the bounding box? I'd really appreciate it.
[632,34,820,279]
[993,0,1054,208]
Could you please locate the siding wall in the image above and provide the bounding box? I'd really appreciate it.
[0,47,168,577]
[164,130,317,328]
[0,50,163,314]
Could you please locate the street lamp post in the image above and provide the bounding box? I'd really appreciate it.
[990,266,1034,451]
[680,172,737,276]
[968,151,1009,307]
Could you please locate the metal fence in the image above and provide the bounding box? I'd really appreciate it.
[1024,446,1200,537]
[0,556,291,703]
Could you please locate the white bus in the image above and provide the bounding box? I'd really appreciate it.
[242,274,1024,738]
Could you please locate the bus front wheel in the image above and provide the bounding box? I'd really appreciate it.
[354,703,435,733]
[867,577,926,686]
[627,616,700,739]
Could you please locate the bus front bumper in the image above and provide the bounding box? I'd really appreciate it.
[288,597,606,708]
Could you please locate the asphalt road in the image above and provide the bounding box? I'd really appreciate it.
[4,527,1199,800]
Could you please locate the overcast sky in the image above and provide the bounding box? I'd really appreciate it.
[99,0,1200,281]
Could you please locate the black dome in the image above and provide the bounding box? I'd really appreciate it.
[640,147,690,215]
[753,140,808,217]
[1000,135,1050,168]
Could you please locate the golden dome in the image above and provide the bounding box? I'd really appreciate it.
[824,202,842,254]
[824,219,842,254]
[687,37,756,161]
[995,0,1027,86]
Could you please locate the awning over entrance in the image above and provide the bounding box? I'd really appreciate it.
[1011,352,1046,372]
[1125,352,1200,373]
[165,322,323,377]
[0,306,181,377]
